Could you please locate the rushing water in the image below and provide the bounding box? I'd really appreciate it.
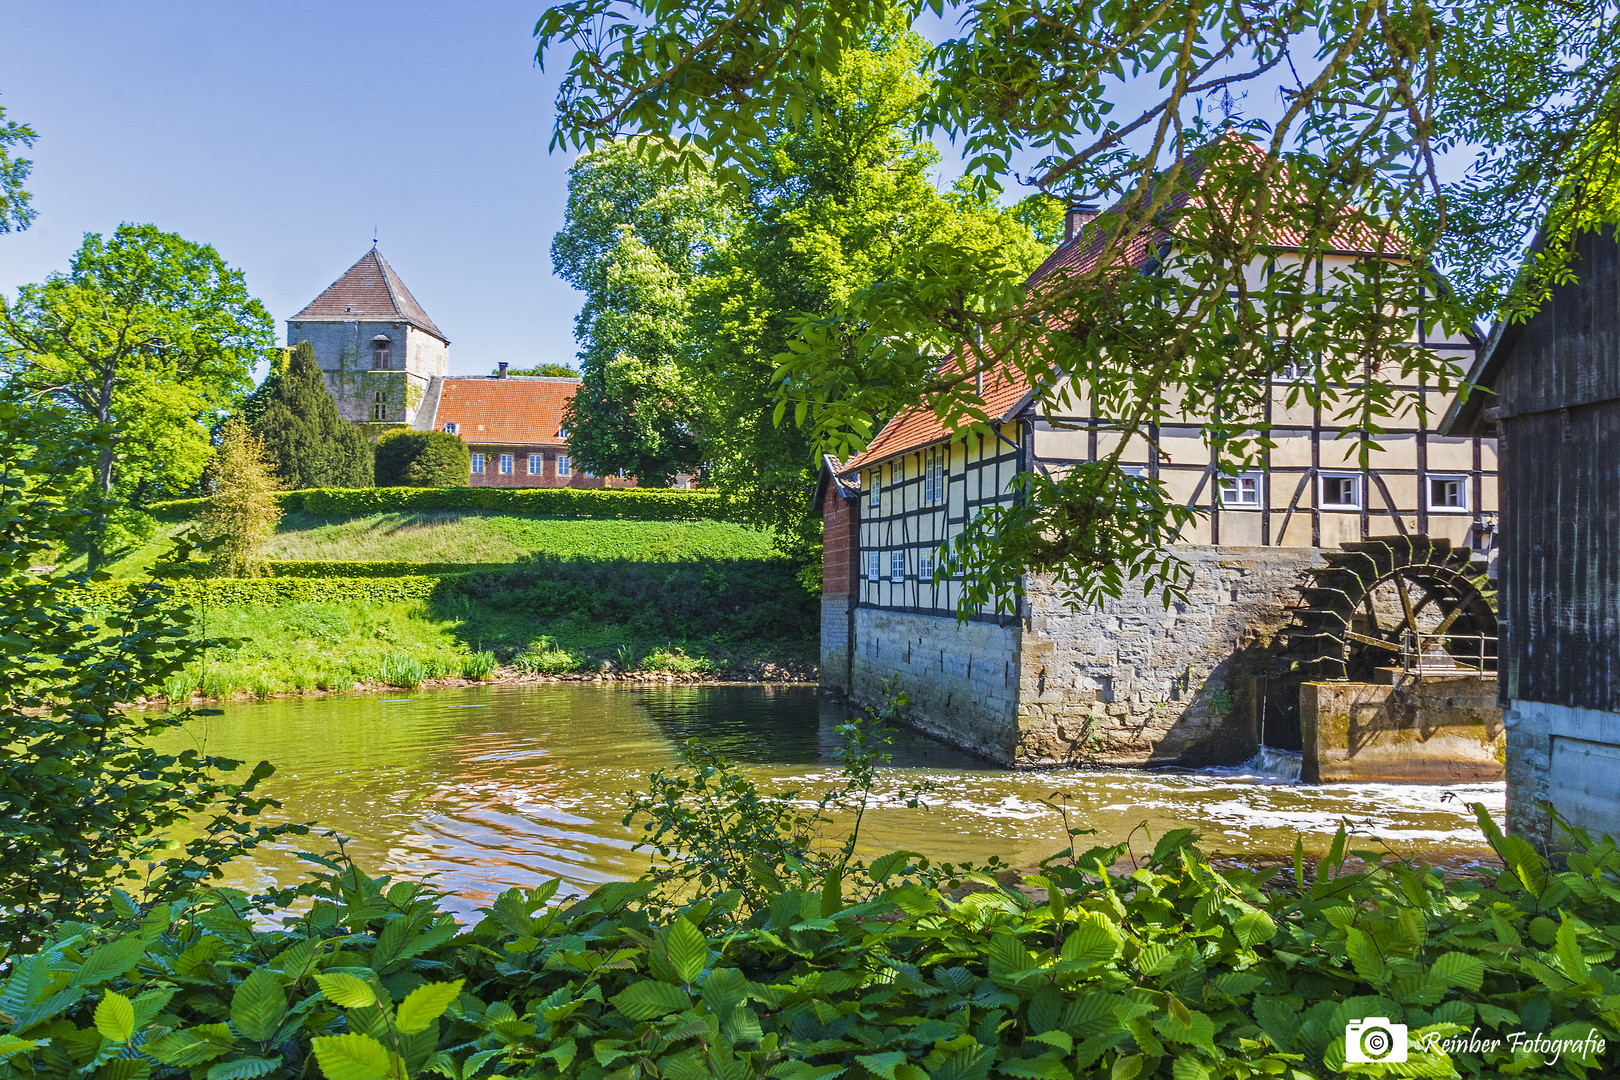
[161,684,1504,914]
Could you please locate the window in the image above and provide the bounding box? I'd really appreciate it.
[443,422,458,435]
[1217,472,1262,507]
[869,471,880,508]
[1428,475,1469,511]
[557,456,571,477]
[499,454,514,475]
[372,337,392,370]
[371,391,387,421]
[1319,474,1361,508]
[528,454,543,474]
[923,450,945,504]
[918,551,935,579]
[893,459,905,483]
[867,552,880,582]
[889,551,905,582]
[618,468,628,479]
[470,453,485,475]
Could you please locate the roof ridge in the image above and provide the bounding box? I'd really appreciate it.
[371,248,407,323]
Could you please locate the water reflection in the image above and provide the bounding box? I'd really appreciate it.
[158,684,1504,916]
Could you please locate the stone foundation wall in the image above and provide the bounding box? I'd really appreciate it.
[1017,547,1321,766]
[820,597,853,694]
[849,607,1020,762]
[1301,675,1503,783]
[1506,700,1620,846]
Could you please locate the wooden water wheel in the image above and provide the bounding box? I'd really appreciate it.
[1288,536,1497,682]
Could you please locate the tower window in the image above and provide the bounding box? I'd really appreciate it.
[372,337,392,369]
[371,390,387,421]
[443,422,458,435]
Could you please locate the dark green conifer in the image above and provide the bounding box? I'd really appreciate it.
[246,343,373,489]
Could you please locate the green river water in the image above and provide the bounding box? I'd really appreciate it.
[167,684,1505,915]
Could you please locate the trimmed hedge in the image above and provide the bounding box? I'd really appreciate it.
[64,574,456,608]
[263,560,512,578]
[147,485,723,522]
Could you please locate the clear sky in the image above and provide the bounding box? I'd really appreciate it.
[0,2,586,376]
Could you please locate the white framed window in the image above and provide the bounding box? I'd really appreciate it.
[893,459,905,483]
[869,471,880,508]
[918,551,935,579]
[1319,473,1361,508]
[557,428,569,439]
[1428,475,1469,511]
[890,551,905,582]
[923,449,945,504]
[557,456,571,477]
[1217,471,1262,507]
[499,454,514,475]
[470,453,485,475]
[867,551,880,582]
[528,454,543,474]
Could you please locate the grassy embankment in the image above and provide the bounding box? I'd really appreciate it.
[83,507,817,700]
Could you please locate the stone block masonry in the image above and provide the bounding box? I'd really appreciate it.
[849,607,1021,763]
[1301,675,1503,783]
[1018,547,1322,766]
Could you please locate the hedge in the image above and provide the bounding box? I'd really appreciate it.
[63,574,458,608]
[147,485,723,522]
[263,560,512,578]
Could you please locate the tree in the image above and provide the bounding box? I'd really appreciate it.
[535,0,1607,605]
[553,140,732,486]
[499,362,578,377]
[0,93,36,235]
[243,342,374,490]
[374,429,471,487]
[0,225,271,567]
[200,420,282,577]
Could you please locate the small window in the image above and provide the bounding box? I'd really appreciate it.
[1217,472,1262,507]
[499,454,514,475]
[869,471,880,508]
[918,551,935,579]
[867,552,880,582]
[893,459,905,483]
[557,456,571,477]
[558,428,569,440]
[890,551,905,582]
[1429,475,1469,511]
[443,422,458,435]
[372,337,392,370]
[528,454,543,474]
[470,453,485,475]
[1319,474,1361,508]
[372,403,387,420]
[923,449,946,504]
[618,468,627,479]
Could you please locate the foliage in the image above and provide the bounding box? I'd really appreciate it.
[379,653,427,689]
[199,420,282,578]
[292,485,724,521]
[244,343,375,490]
[554,139,731,486]
[532,0,1606,608]
[374,431,471,489]
[459,650,497,681]
[0,402,298,949]
[499,363,578,377]
[0,224,272,568]
[0,93,36,234]
[4,796,1618,1078]
[513,643,586,675]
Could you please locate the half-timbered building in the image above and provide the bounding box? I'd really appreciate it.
[820,180,1499,767]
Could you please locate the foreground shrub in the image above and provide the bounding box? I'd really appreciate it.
[374,429,473,488]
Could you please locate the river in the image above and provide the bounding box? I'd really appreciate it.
[165,683,1505,915]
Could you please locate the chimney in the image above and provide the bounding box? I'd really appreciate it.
[497,362,509,379]
[1065,201,1100,243]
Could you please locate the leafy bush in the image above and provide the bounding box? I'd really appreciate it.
[264,559,512,578]
[513,644,585,675]
[379,653,426,688]
[640,645,711,673]
[373,430,472,488]
[299,484,721,520]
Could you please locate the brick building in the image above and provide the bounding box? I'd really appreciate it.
[413,366,635,489]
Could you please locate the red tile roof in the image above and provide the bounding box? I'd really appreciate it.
[291,247,447,342]
[431,377,578,446]
[840,138,1391,475]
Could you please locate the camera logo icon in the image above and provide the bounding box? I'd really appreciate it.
[1345,1017,1408,1063]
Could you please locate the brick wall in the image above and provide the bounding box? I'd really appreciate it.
[466,445,635,489]
[821,485,857,596]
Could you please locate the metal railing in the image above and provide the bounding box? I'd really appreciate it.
[1399,630,1497,676]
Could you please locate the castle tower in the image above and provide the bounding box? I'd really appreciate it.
[286,247,449,427]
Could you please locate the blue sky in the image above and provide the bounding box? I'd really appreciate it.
[0,2,586,375]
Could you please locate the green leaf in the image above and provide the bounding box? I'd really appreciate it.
[94,991,135,1042]
[206,1058,282,1080]
[1430,951,1484,992]
[1556,918,1590,980]
[311,1033,398,1080]
[867,851,920,883]
[144,1026,233,1067]
[230,969,285,1043]
[1345,928,1388,985]
[664,919,708,984]
[1111,1053,1144,1080]
[819,863,844,916]
[1171,1059,1209,1080]
[612,980,692,1019]
[1234,909,1276,948]
[1060,912,1122,967]
[316,973,376,1009]
[395,980,465,1035]
[855,1051,908,1080]
[72,937,147,988]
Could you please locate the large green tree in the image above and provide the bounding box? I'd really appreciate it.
[243,342,374,490]
[0,93,36,235]
[536,0,1620,608]
[0,225,271,567]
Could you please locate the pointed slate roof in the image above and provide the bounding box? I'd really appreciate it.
[291,247,448,342]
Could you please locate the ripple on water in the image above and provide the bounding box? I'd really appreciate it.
[156,683,1504,906]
